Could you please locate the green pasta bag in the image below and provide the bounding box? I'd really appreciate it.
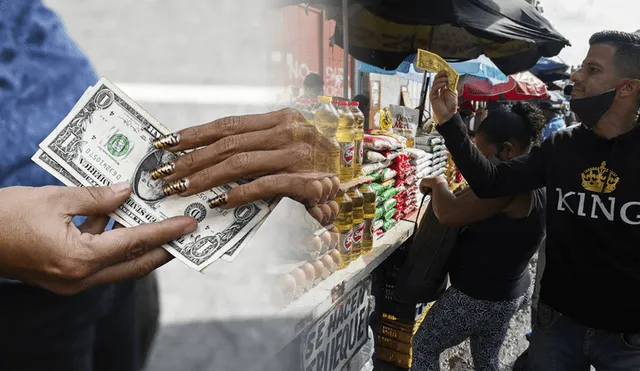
[383,219,397,231]
[383,198,398,212]
[384,208,397,221]
[370,182,385,195]
[381,187,399,200]
[375,207,384,219]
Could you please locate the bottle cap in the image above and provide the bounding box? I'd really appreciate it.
[350,101,360,107]
[318,96,332,103]
[337,100,348,107]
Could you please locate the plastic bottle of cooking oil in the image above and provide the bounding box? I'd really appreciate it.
[335,100,356,183]
[294,97,314,123]
[359,182,376,254]
[347,186,364,261]
[349,101,365,177]
[335,189,353,268]
[313,96,341,176]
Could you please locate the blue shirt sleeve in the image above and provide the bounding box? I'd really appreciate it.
[1,1,109,229]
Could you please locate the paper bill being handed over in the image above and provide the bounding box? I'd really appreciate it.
[415,49,460,92]
[35,78,268,271]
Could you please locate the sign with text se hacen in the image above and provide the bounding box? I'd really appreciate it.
[301,281,371,371]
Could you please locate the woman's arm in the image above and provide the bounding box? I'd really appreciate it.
[421,177,530,227]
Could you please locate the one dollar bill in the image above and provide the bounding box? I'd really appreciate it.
[415,49,460,92]
[36,78,268,271]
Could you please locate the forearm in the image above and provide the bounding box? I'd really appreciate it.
[429,182,457,220]
[436,114,544,198]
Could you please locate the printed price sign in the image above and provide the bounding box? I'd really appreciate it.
[301,280,371,371]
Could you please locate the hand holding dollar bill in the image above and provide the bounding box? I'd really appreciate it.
[415,49,460,92]
[33,78,269,271]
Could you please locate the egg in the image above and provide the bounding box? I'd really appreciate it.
[290,267,307,287]
[273,274,296,306]
[277,274,297,296]
[306,235,323,254]
[329,249,342,266]
[326,225,340,249]
[319,230,332,247]
[319,177,333,204]
[301,262,316,282]
[322,254,337,273]
[307,206,324,225]
[329,176,341,199]
[319,204,332,225]
[312,260,327,280]
[327,201,339,220]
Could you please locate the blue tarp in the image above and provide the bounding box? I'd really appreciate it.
[531,57,568,74]
[358,54,416,75]
[450,55,509,84]
[359,54,509,85]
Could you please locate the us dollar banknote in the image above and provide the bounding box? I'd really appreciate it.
[415,49,460,92]
[36,78,268,271]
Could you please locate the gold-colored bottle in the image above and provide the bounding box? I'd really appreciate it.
[349,101,365,177]
[347,186,364,261]
[334,189,353,268]
[359,182,376,254]
[335,100,356,183]
[313,96,341,176]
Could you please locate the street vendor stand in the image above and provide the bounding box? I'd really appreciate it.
[263,195,430,371]
[256,1,570,370]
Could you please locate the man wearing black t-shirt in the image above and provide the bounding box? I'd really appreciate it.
[431,30,640,370]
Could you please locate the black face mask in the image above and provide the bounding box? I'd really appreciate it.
[569,88,617,130]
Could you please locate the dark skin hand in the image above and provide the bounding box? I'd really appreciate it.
[0,183,197,295]
[149,108,340,222]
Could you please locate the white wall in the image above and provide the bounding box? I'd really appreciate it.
[369,73,424,109]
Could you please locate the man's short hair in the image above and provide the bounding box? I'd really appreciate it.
[589,30,640,79]
[303,73,324,91]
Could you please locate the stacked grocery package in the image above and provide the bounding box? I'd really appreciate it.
[362,133,405,238]
[390,152,419,221]
[414,134,449,179]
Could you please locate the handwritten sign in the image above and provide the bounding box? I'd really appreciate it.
[301,280,371,371]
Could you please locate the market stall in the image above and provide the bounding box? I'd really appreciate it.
[257,1,571,369]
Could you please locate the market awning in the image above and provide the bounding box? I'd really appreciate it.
[279,0,570,75]
[460,71,548,101]
[531,57,570,83]
[359,54,510,85]
[531,57,569,74]
[450,56,509,85]
[358,54,416,75]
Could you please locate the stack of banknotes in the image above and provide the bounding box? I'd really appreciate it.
[33,78,268,272]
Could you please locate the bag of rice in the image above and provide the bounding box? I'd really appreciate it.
[364,149,386,164]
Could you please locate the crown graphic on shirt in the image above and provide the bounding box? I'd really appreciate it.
[581,161,619,193]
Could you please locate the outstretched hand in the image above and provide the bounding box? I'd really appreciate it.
[0,184,196,295]
[149,108,340,211]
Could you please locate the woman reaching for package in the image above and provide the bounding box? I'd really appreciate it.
[412,102,547,371]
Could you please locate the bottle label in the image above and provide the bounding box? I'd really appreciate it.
[353,222,365,244]
[340,142,355,166]
[339,229,354,253]
[356,140,364,165]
